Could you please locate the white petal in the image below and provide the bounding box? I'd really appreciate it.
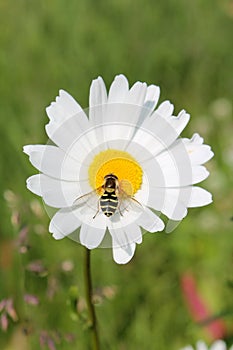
[46,89,84,123]
[89,76,107,108]
[108,77,159,113]
[188,144,214,165]
[125,139,154,164]
[135,85,161,130]
[191,166,210,184]
[122,223,142,244]
[131,109,190,160]
[125,81,147,106]
[45,112,91,155]
[143,154,209,188]
[107,204,143,231]
[107,79,159,131]
[143,84,160,112]
[169,109,190,136]
[179,347,194,350]
[147,187,188,220]
[146,186,212,220]
[79,224,106,249]
[26,174,87,208]
[108,102,143,126]
[187,187,213,207]
[49,207,81,239]
[90,115,140,150]
[156,100,174,117]
[109,226,128,248]
[108,218,142,245]
[26,174,42,196]
[136,208,164,232]
[23,144,82,181]
[112,242,136,264]
[74,199,108,230]
[191,133,204,144]
[45,90,90,153]
[108,74,129,103]
[130,127,164,161]
[88,76,108,151]
[182,134,214,165]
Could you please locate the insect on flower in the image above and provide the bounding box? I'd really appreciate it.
[73,173,142,219]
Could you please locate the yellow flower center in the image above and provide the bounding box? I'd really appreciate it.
[88,149,143,196]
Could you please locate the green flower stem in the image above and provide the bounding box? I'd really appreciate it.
[84,247,100,350]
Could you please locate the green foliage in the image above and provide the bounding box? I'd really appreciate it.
[0,0,233,349]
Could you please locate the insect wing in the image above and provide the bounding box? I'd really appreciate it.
[118,190,144,215]
[72,188,101,210]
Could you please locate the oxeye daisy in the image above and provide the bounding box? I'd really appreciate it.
[24,74,214,264]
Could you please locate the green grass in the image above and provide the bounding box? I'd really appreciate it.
[0,0,233,349]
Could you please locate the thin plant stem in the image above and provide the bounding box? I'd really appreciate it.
[84,247,100,350]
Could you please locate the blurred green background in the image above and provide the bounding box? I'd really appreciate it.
[0,0,233,349]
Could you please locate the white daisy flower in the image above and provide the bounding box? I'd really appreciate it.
[180,340,233,350]
[23,74,214,264]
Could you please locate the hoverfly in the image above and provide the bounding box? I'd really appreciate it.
[98,173,120,217]
[73,173,142,219]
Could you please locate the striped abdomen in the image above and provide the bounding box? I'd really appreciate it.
[100,192,118,217]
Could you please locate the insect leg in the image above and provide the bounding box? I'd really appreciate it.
[93,199,101,219]
[118,206,124,216]
[117,197,124,216]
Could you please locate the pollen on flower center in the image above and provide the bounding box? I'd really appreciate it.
[88,149,143,195]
